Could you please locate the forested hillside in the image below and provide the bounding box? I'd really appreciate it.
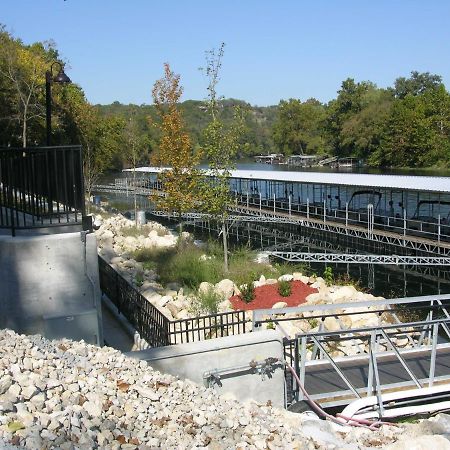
[95,99,278,160]
[273,74,450,167]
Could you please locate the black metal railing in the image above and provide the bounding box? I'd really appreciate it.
[0,146,85,235]
[168,310,249,344]
[98,256,171,347]
[98,256,250,347]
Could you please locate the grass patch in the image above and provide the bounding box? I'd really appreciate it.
[159,246,223,289]
[131,246,173,275]
[130,236,314,293]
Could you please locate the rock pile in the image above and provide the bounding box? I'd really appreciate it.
[1,329,450,449]
[94,213,392,350]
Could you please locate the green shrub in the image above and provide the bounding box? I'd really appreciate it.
[135,272,144,287]
[323,267,334,286]
[277,280,292,297]
[191,287,223,315]
[239,273,256,304]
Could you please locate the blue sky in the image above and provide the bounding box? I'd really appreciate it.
[3,0,450,106]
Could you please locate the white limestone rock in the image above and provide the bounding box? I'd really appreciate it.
[198,282,214,295]
[272,301,288,309]
[278,274,294,282]
[214,279,236,299]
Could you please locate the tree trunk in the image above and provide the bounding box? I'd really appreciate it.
[178,210,183,236]
[133,166,138,227]
[86,186,92,214]
[22,111,27,148]
[222,221,228,273]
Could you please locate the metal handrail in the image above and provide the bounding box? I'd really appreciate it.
[0,146,86,235]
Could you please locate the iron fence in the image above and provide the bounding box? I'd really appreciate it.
[0,146,85,235]
[98,256,171,347]
[98,256,250,347]
[168,310,249,344]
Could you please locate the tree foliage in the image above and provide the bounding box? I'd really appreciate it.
[273,98,329,155]
[393,71,443,99]
[0,27,51,147]
[150,63,201,218]
[272,72,450,168]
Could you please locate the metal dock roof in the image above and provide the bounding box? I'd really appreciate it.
[127,167,450,193]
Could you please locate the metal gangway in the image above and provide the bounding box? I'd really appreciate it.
[253,295,450,412]
[264,251,450,266]
[93,178,159,196]
[230,197,450,256]
[317,156,339,166]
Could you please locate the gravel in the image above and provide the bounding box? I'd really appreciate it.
[1,329,450,449]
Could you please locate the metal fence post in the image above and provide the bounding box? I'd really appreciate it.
[403,209,407,237]
[345,202,348,230]
[429,322,439,387]
[438,214,441,248]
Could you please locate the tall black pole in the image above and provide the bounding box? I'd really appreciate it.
[45,71,52,146]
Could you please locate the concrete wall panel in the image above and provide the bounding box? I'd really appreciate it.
[0,231,102,344]
[128,330,286,407]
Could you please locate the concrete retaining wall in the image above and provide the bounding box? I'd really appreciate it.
[0,231,102,345]
[128,330,286,407]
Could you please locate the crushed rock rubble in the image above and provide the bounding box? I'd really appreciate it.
[1,330,450,449]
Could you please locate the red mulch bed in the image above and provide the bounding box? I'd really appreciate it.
[229,280,317,311]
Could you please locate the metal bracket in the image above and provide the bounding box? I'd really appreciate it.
[203,357,281,388]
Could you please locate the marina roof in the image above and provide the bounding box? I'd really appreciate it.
[126,167,450,194]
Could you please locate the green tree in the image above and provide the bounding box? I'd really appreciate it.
[373,85,450,167]
[326,78,376,156]
[150,63,201,228]
[339,89,393,161]
[199,43,246,272]
[63,84,124,210]
[393,71,443,99]
[0,27,49,147]
[273,98,329,155]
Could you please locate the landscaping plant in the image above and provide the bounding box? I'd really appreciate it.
[277,279,292,297]
[239,273,256,303]
[323,266,334,286]
[191,286,223,316]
